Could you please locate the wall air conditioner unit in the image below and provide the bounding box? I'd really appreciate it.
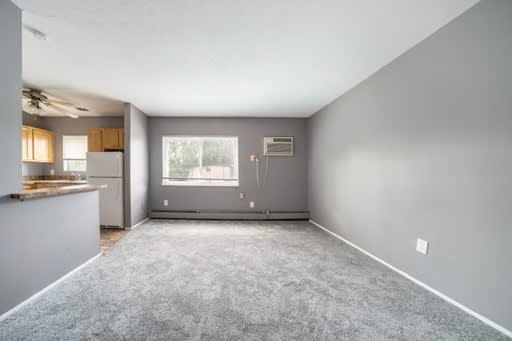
[263,137,294,156]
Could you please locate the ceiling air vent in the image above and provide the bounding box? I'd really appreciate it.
[263,137,294,156]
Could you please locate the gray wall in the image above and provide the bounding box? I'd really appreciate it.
[0,192,100,314]
[149,117,308,212]
[124,103,149,227]
[308,0,512,331]
[22,113,123,176]
[22,112,46,128]
[0,1,100,316]
[0,0,21,195]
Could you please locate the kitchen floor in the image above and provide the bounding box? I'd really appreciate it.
[100,228,128,253]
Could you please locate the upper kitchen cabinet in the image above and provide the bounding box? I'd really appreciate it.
[21,125,33,161]
[102,128,120,150]
[33,128,54,162]
[118,128,124,149]
[21,125,54,163]
[88,128,103,152]
[87,128,124,152]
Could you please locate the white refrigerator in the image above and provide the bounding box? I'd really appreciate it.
[87,152,124,228]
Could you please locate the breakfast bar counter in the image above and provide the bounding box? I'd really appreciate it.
[10,184,101,200]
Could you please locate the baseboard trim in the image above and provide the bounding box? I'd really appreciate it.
[150,210,309,220]
[309,219,512,338]
[127,217,150,230]
[0,253,102,322]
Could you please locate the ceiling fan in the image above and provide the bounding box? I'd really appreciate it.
[22,88,88,119]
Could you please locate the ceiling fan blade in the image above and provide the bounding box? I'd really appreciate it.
[23,101,33,111]
[44,99,74,106]
[31,92,47,101]
[45,102,79,119]
[22,89,37,95]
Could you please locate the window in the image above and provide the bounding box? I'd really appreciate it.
[162,136,239,186]
[63,136,88,172]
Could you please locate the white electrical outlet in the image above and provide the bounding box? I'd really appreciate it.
[163,200,168,206]
[416,238,429,255]
[49,169,55,175]
[249,201,255,208]
[240,192,245,200]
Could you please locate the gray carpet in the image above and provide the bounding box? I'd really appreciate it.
[0,220,508,340]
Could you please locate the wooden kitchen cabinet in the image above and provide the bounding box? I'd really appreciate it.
[118,128,124,149]
[88,128,103,152]
[21,125,54,163]
[21,125,33,161]
[32,128,54,162]
[102,128,120,149]
[87,128,124,152]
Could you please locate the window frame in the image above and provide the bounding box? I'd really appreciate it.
[62,135,88,172]
[161,135,239,187]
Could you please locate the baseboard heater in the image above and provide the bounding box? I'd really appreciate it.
[150,209,310,220]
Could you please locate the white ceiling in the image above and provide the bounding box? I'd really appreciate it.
[14,0,479,117]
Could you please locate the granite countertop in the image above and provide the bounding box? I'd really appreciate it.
[11,184,104,200]
[22,180,88,185]
[23,175,83,180]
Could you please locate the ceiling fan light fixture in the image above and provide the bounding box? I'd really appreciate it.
[25,101,41,115]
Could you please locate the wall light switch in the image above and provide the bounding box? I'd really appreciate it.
[240,192,245,200]
[416,238,429,255]
[249,201,255,208]
[163,200,168,206]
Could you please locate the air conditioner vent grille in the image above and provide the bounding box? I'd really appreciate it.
[272,138,293,143]
[264,137,294,156]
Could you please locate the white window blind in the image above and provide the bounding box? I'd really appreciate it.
[162,136,239,186]
[63,136,87,172]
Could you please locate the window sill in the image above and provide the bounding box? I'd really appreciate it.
[162,180,239,187]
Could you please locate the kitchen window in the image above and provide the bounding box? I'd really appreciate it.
[162,136,239,186]
[63,135,88,172]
